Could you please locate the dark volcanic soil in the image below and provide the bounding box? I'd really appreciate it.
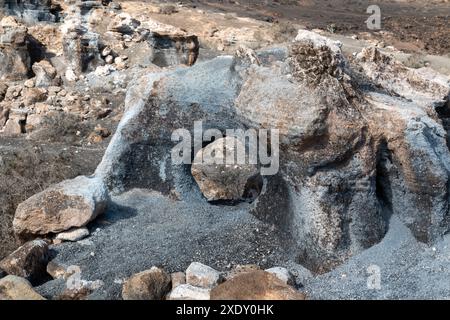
[174,0,450,55]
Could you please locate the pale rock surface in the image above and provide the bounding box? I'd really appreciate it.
[56,227,90,242]
[13,176,108,238]
[265,267,294,285]
[0,275,46,300]
[186,262,222,289]
[191,137,259,201]
[167,284,211,300]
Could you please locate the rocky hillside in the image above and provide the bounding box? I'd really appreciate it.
[0,0,449,300]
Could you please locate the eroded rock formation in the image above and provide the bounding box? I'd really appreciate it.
[12,29,450,274]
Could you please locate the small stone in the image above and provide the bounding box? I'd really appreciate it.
[46,261,69,280]
[171,272,186,289]
[24,78,35,88]
[265,267,294,285]
[1,118,22,136]
[224,264,260,280]
[167,284,211,300]
[96,108,112,119]
[94,65,116,76]
[101,47,112,57]
[186,262,221,289]
[122,267,171,300]
[65,69,78,82]
[105,55,114,64]
[32,60,58,87]
[211,270,306,300]
[0,240,49,284]
[0,275,46,300]
[56,227,90,242]
[25,114,43,132]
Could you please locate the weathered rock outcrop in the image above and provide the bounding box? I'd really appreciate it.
[0,17,31,81]
[13,30,450,273]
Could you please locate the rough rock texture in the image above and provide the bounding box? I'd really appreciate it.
[122,267,171,300]
[210,270,306,300]
[191,136,259,201]
[0,275,46,300]
[13,176,108,239]
[265,267,294,285]
[12,27,450,294]
[56,227,90,242]
[224,264,261,281]
[32,60,60,87]
[0,240,49,284]
[185,262,222,289]
[47,189,291,299]
[2,0,60,23]
[0,17,31,81]
[46,261,70,280]
[167,284,211,300]
[171,272,186,289]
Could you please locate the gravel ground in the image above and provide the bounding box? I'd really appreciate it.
[303,216,450,299]
[45,189,450,300]
[50,188,295,299]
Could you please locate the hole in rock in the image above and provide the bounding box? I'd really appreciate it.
[435,99,450,150]
[375,139,394,223]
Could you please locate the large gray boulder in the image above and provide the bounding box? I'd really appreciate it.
[14,30,450,274]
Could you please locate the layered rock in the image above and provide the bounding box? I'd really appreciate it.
[0,17,31,81]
